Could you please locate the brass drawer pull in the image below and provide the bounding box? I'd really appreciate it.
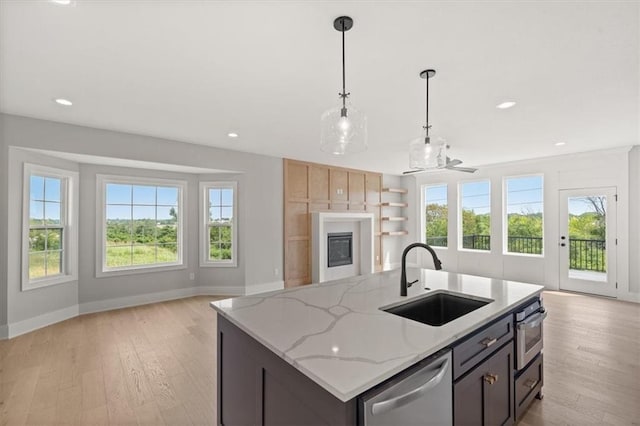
[524,378,538,389]
[484,373,498,385]
[480,337,497,347]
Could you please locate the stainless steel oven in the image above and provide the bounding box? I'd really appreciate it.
[515,299,547,370]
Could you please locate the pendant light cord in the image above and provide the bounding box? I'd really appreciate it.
[341,19,347,111]
[425,73,430,138]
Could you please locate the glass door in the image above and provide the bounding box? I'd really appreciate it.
[559,187,617,297]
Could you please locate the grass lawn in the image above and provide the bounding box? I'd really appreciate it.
[106,244,177,267]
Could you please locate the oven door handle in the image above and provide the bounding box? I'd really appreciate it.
[517,310,547,330]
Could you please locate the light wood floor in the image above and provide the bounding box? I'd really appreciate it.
[0,291,639,425]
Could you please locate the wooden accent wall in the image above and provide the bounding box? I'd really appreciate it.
[284,159,382,288]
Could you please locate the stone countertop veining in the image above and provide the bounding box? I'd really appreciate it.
[210,268,544,402]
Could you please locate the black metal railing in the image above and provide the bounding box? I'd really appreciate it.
[569,238,606,272]
[426,236,448,247]
[425,235,606,272]
[462,235,491,250]
[507,236,543,254]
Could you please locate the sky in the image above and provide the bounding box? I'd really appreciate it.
[424,176,543,216]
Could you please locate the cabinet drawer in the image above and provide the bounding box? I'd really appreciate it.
[515,353,543,420]
[453,314,514,380]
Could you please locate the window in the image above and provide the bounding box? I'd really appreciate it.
[423,184,448,247]
[459,181,491,251]
[200,182,237,267]
[504,175,543,255]
[22,164,78,290]
[97,175,186,275]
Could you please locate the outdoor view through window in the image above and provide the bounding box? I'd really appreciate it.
[460,181,491,251]
[505,176,544,254]
[105,183,180,268]
[207,186,233,261]
[424,184,448,247]
[29,175,64,280]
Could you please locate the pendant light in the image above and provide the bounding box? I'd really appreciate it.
[320,16,367,155]
[408,69,447,170]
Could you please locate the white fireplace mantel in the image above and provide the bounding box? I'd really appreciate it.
[311,212,375,283]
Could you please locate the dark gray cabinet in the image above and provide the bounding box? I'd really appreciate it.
[217,315,356,426]
[454,342,515,426]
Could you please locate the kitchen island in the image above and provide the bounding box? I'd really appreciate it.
[211,268,544,425]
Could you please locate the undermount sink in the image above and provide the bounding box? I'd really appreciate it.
[383,291,493,326]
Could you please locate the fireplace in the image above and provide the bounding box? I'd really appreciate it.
[311,212,374,283]
[327,232,353,268]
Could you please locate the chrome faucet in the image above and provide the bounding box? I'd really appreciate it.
[401,242,442,296]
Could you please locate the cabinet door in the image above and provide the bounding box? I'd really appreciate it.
[453,355,486,425]
[454,342,515,426]
[485,343,515,426]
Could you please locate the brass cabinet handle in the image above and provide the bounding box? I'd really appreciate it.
[484,373,498,385]
[480,337,497,347]
[524,378,538,389]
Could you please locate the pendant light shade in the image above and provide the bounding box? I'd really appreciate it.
[408,69,447,169]
[320,16,368,155]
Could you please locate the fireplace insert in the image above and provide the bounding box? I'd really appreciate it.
[328,232,353,267]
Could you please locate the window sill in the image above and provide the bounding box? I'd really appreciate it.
[503,252,544,258]
[457,248,492,254]
[200,260,238,268]
[22,274,77,291]
[97,263,186,278]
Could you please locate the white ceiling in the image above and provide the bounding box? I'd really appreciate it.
[1,1,638,175]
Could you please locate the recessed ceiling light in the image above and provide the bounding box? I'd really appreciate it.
[50,0,75,5]
[554,142,566,146]
[496,101,517,109]
[227,132,239,138]
[54,98,73,106]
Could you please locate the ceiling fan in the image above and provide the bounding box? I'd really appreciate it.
[403,155,478,175]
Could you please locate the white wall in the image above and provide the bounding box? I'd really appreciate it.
[406,147,638,302]
[0,126,9,337]
[0,113,283,337]
[629,146,640,294]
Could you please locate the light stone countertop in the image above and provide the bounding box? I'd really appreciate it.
[210,268,544,402]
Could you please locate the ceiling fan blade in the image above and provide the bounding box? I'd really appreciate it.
[445,158,463,167]
[447,166,478,173]
[402,169,426,175]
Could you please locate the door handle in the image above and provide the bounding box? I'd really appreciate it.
[370,357,449,415]
[484,373,498,385]
[480,337,497,348]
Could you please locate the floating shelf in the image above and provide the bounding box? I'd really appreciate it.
[381,231,409,236]
[381,202,408,207]
[382,216,408,222]
[382,187,408,194]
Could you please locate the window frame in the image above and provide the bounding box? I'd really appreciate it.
[421,183,449,249]
[458,179,492,253]
[199,181,238,267]
[96,174,187,277]
[22,163,79,291]
[502,174,544,257]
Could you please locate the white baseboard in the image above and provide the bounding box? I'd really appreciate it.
[245,280,284,295]
[7,305,79,339]
[1,281,287,340]
[79,287,202,314]
[196,285,245,297]
[618,291,640,303]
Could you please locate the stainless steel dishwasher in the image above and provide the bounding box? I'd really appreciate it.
[359,349,452,426]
